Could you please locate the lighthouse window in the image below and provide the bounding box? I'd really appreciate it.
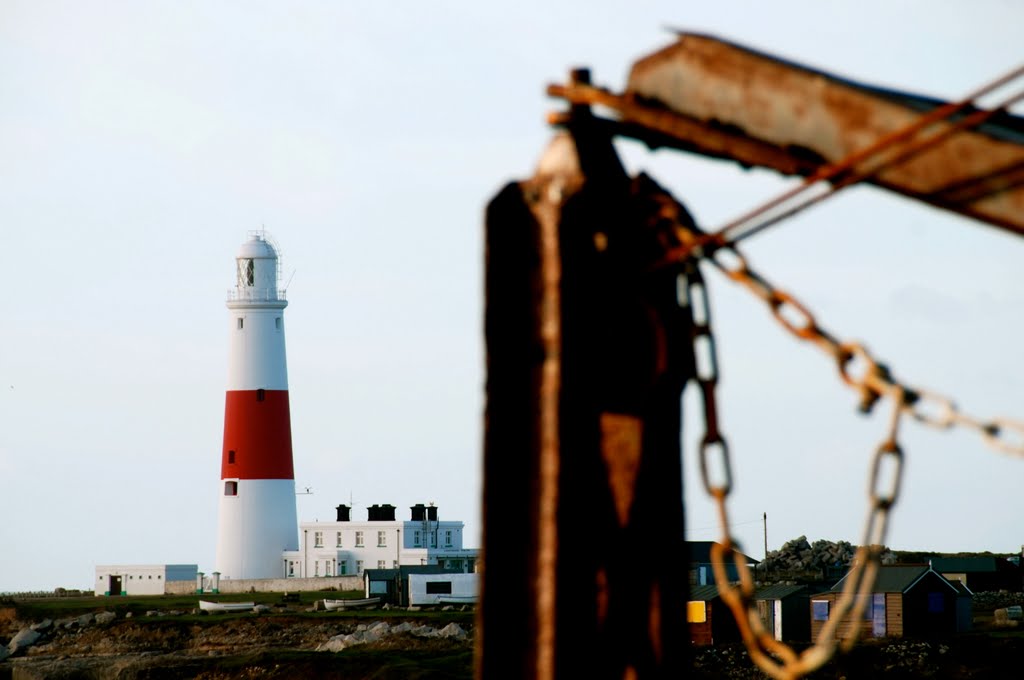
[256,389,265,402]
[237,317,243,330]
[275,317,281,329]
[224,481,238,496]
[227,450,235,464]
[239,258,254,286]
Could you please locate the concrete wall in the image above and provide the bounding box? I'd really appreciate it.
[165,575,362,595]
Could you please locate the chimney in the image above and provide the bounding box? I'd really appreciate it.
[381,504,396,521]
[411,504,427,521]
[427,504,438,522]
[335,504,350,522]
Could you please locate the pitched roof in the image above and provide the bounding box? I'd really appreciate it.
[687,541,760,565]
[830,564,961,594]
[755,584,809,600]
[689,584,720,601]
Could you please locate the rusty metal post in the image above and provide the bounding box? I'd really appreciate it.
[478,69,697,679]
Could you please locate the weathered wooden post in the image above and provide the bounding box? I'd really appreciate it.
[478,69,698,679]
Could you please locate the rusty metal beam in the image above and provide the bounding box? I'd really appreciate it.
[479,73,697,679]
[548,33,1024,239]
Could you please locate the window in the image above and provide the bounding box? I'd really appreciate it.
[239,258,254,286]
[429,533,436,548]
[426,581,453,594]
[288,561,295,577]
[355,531,364,547]
[392,560,398,568]
[812,600,830,621]
[356,560,363,574]
[315,561,320,577]
[928,592,946,613]
[314,531,323,548]
[325,562,332,577]
[377,560,386,569]
[256,389,265,402]
[414,530,421,547]
[336,531,343,547]
[224,481,238,496]
[377,531,387,547]
[237,317,244,330]
[860,595,874,620]
[227,450,235,464]
[687,601,707,623]
[275,317,281,329]
[445,530,452,547]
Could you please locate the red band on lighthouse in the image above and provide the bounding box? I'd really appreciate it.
[221,390,295,479]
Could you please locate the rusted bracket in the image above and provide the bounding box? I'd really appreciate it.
[547,33,1024,240]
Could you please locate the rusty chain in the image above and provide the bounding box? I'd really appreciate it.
[672,221,1023,678]
[699,240,1024,456]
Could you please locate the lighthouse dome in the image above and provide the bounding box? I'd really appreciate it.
[237,234,278,260]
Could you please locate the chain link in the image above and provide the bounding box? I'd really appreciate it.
[674,219,1022,677]
[701,241,1024,457]
[681,257,911,678]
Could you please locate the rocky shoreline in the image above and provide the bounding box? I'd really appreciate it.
[1,607,474,679]
[4,602,1024,679]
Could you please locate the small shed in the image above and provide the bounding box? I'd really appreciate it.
[688,541,760,586]
[94,564,197,596]
[408,572,478,606]
[755,584,811,642]
[363,565,464,606]
[688,585,742,646]
[810,564,968,642]
[931,556,1021,592]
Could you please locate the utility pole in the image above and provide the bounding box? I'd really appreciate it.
[763,512,768,560]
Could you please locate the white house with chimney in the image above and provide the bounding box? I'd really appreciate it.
[281,502,478,579]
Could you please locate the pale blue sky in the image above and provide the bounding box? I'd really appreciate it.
[2,1,1021,591]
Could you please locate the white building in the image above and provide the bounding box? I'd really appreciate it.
[282,503,478,578]
[95,564,197,596]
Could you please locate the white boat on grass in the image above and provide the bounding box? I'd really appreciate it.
[438,595,478,606]
[199,600,256,613]
[322,597,381,611]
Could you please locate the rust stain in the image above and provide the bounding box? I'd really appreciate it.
[600,412,644,528]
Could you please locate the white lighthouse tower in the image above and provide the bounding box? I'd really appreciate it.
[215,232,298,579]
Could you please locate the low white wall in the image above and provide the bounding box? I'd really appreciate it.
[165,575,362,595]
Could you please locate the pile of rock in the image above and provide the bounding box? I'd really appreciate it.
[316,620,468,653]
[760,535,896,575]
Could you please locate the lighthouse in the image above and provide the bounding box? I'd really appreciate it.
[215,232,298,579]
